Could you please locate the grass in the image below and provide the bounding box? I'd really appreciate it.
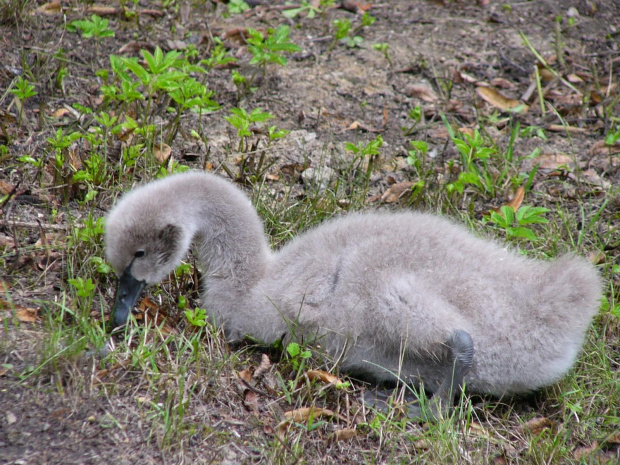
[1,1,619,463]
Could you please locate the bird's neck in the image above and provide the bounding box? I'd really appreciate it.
[183,178,272,298]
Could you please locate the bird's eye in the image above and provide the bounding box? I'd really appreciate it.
[134,250,146,258]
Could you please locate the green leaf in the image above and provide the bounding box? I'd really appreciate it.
[507,226,537,241]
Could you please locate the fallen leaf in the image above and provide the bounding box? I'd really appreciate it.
[505,185,525,211]
[407,83,438,103]
[0,368,8,377]
[566,73,585,84]
[34,1,62,15]
[153,143,172,164]
[533,153,575,170]
[590,140,620,156]
[93,360,131,384]
[87,5,119,15]
[238,369,252,383]
[244,390,259,413]
[490,78,517,90]
[6,411,17,425]
[50,108,70,118]
[340,0,372,13]
[587,251,605,265]
[16,307,40,323]
[573,441,598,460]
[119,41,155,55]
[476,86,527,112]
[379,182,414,203]
[457,71,479,84]
[284,407,334,422]
[519,416,556,435]
[604,431,620,445]
[0,180,15,195]
[166,39,188,50]
[332,428,357,441]
[254,354,271,378]
[306,370,342,385]
[139,9,164,18]
[0,234,15,248]
[577,168,609,189]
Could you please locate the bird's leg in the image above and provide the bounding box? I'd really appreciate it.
[425,329,474,420]
[362,330,474,421]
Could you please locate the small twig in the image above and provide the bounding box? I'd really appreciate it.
[0,220,76,231]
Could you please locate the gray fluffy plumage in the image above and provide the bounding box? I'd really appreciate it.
[105,171,602,397]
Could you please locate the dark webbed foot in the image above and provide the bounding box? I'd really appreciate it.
[362,329,474,421]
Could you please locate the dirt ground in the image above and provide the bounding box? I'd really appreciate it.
[1,0,619,464]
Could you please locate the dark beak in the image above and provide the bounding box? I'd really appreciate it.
[110,267,146,329]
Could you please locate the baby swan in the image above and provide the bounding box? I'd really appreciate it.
[105,171,601,414]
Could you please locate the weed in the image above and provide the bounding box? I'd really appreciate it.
[286,342,312,371]
[245,26,301,84]
[484,205,550,241]
[9,75,37,125]
[225,107,274,152]
[226,0,249,15]
[69,15,114,40]
[184,308,207,327]
[283,0,335,20]
[372,42,392,66]
[402,105,423,136]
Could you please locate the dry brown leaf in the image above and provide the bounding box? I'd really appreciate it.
[0,180,15,195]
[457,71,479,84]
[119,41,155,55]
[340,0,372,13]
[93,360,131,384]
[244,390,260,413]
[590,140,620,156]
[153,143,172,164]
[87,5,119,16]
[458,127,475,137]
[468,421,490,437]
[139,9,165,18]
[566,73,585,84]
[534,153,575,170]
[254,353,271,378]
[332,428,357,441]
[476,86,527,112]
[67,146,83,171]
[306,370,342,385]
[50,108,70,118]
[34,1,62,15]
[0,368,8,377]
[490,78,517,90]
[539,68,555,82]
[505,185,525,211]
[519,416,555,435]
[16,307,39,323]
[604,431,620,445]
[380,182,414,203]
[407,83,438,103]
[284,407,334,422]
[573,441,598,460]
[238,369,252,383]
[588,251,605,265]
